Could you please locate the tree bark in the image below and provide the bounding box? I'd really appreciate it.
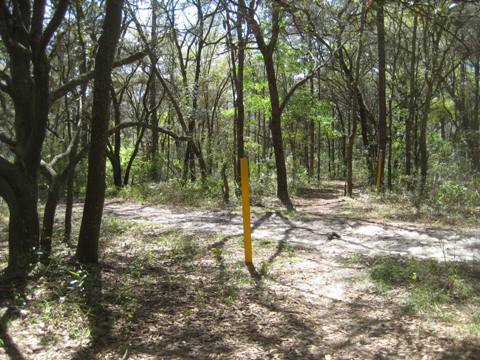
[419,79,434,194]
[376,0,387,192]
[0,172,39,276]
[77,0,124,264]
[265,52,293,209]
[124,125,147,186]
[109,87,124,188]
[64,165,75,243]
[0,1,68,275]
[150,0,160,181]
[346,103,358,197]
[40,177,63,262]
[234,2,246,185]
[246,2,293,210]
[472,58,480,171]
[406,13,418,179]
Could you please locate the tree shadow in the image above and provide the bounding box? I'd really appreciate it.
[3,210,477,358]
[0,276,28,360]
[0,308,26,360]
[94,242,325,359]
[70,266,113,360]
[295,186,342,200]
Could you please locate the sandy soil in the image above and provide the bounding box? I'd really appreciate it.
[103,187,479,262]
[1,185,479,359]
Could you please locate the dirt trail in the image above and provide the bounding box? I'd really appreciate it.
[104,186,480,262]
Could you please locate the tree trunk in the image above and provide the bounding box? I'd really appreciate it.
[40,179,62,262]
[124,125,147,186]
[0,173,39,276]
[317,122,321,181]
[221,162,229,204]
[387,110,393,191]
[406,13,418,179]
[150,0,160,181]
[109,86,124,188]
[77,0,124,264]
[64,165,75,243]
[419,80,433,194]
[245,1,293,210]
[376,0,387,192]
[346,104,358,197]
[112,158,123,187]
[235,9,246,185]
[472,58,480,171]
[264,52,293,210]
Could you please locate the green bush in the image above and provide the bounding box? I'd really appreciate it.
[108,176,235,208]
[368,256,480,314]
[431,180,479,214]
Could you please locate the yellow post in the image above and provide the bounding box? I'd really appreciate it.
[240,156,253,264]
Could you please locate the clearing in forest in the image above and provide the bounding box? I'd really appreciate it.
[103,182,480,262]
[1,183,479,359]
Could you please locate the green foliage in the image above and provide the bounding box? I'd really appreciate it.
[368,256,480,316]
[249,159,277,200]
[101,217,132,237]
[244,67,271,115]
[434,181,480,212]
[110,177,234,208]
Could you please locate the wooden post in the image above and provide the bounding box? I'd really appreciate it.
[240,156,252,264]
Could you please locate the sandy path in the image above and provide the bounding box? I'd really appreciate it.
[103,196,480,262]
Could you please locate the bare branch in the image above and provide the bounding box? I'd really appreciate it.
[108,121,191,141]
[50,51,147,105]
[41,0,69,50]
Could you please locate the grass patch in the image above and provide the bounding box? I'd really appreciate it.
[343,190,479,228]
[358,255,480,334]
[257,239,277,249]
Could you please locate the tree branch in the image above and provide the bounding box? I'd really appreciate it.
[108,121,191,141]
[49,51,147,105]
[41,0,69,50]
[279,70,318,115]
[48,113,83,168]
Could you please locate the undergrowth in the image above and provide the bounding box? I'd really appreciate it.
[0,215,298,358]
[106,178,239,208]
[360,255,480,335]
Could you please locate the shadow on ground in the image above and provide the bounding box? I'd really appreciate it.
[0,276,28,360]
[0,209,479,359]
[295,186,342,200]
[43,231,478,359]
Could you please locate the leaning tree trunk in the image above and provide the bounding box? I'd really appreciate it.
[77,0,124,264]
[265,53,293,210]
[124,125,147,186]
